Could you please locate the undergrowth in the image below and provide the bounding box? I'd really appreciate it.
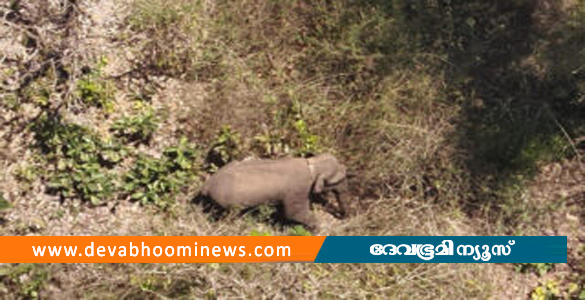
[111,102,159,144]
[32,116,124,205]
[124,137,199,208]
[76,58,116,112]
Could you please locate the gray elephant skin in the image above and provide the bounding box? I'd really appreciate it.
[200,153,349,230]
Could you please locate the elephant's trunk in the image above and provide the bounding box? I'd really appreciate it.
[333,181,350,218]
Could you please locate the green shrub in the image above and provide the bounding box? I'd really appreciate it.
[22,74,53,108]
[124,137,198,208]
[48,161,117,206]
[111,103,159,143]
[530,280,562,300]
[253,127,291,158]
[516,263,554,277]
[32,116,126,205]
[0,264,48,299]
[14,164,41,188]
[253,101,322,158]
[206,126,241,170]
[249,229,272,237]
[288,225,312,236]
[0,92,19,111]
[244,204,279,225]
[293,119,322,157]
[75,58,115,112]
[0,193,11,210]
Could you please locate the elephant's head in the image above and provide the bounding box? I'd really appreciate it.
[308,154,350,217]
[309,154,346,193]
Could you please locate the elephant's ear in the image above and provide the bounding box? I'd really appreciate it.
[314,175,325,194]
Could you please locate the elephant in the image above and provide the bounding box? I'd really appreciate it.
[199,153,349,231]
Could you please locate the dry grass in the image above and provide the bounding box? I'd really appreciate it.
[1,197,502,299]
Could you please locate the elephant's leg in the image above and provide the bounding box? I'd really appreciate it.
[333,190,349,218]
[283,195,319,231]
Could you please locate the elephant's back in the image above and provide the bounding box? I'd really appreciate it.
[207,158,309,206]
[227,166,289,201]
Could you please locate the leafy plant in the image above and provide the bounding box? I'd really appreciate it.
[14,164,41,188]
[249,229,272,236]
[0,264,48,299]
[531,280,562,300]
[48,161,117,206]
[124,137,198,208]
[207,125,241,170]
[111,102,159,143]
[32,116,125,205]
[569,283,584,300]
[516,263,554,276]
[253,126,291,158]
[75,57,115,112]
[288,225,312,236]
[254,98,322,158]
[0,92,19,111]
[293,119,322,157]
[255,204,279,224]
[0,193,11,210]
[22,73,53,108]
[252,118,321,158]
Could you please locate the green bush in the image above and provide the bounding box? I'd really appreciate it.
[206,126,241,170]
[249,229,272,237]
[32,116,126,205]
[124,137,198,208]
[253,101,322,158]
[111,103,159,143]
[0,264,48,299]
[253,127,291,158]
[0,193,11,210]
[516,263,554,277]
[293,119,322,157]
[75,58,115,112]
[22,74,53,108]
[530,280,562,300]
[288,225,312,236]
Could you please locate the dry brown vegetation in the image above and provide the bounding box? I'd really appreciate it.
[0,0,584,298]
